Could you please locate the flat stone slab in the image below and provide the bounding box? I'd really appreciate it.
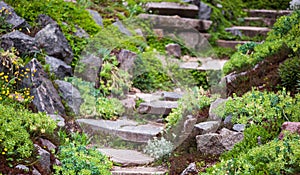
[243,17,276,27]
[194,121,221,135]
[179,58,227,70]
[136,93,162,102]
[145,2,198,18]
[161,92,183,101]
[98,148,154,166]
[112,166,167,175]
[216,40,252,49]
[245,9,292,18]
[138,101,178,115]
[226,26,270,37]
[77,119,164,143]
[138,14,212,32]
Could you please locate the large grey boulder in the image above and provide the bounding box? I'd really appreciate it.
[45,55,72,79]
[34,144,51,175]
[54,80,82,115]
[0,1,30,30]
[198,2,212,20]
[86,9,103,27]
[21,59,66,115]
[74,54,102,84]
[138,101,178,115]
[35,23,73,64]
[1,31,37,55]
[196,128,243,155]
[117,49,137,72]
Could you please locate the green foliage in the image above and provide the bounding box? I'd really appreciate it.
[133,51,173,92]
[223,11,300,75]
[238,42,258,54]
[205,135,300,174]
[0,103,56,162]
[166,87,216,129]
[279,57,300,92]
[65,77,101,117]
[5,0,101,66]
[223,89,300,125]
[218,90,300,162]
[99,51,132,97]
[0,8,13,35]
[242,0,290,10]
[96,97,125,120]
[54,132,112,175]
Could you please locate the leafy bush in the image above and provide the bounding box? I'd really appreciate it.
[54,132,112,175]
[242,0,290,10]
[223,11,300,75]
[279,57,300,92]
[96,97,125,120]
[238,42,258,54]
[223,89,300,125]
[0,49,33,105]
[218,89,300,160]
[205,135,300,174]
[143,137,173,160]
[0,103,56,162]
[166,87,216,129]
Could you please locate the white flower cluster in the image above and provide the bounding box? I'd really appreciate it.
[290,0,300,10]
[143,137,174,160]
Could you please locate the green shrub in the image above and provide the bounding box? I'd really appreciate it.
[205,135,300,174]
[166,87,216,129]
[218,89,300,161]
[222,89,300,126]
[54,132,112,175]
[238,42,258,54]
[0,103,56,161]
[279,57,300,92]
[222,11,300,74]
[96,97,125,120]
[133,51,173,92]
[242,0,290,10]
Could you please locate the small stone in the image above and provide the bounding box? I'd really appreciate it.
[181,162,198,175]
[233,124,245,132]
[279,122,300,139]
[113,21,132,36]
[223,114,233,129]
[15,164,29,172]
[166,43,181,58]
[34,144,51,175]
[49,114,65,127]
[39,138,56,152]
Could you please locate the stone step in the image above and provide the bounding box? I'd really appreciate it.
[216,40,252,49]
[138,14,212,32]
[244,9,292,18]
[138,101,178,115]
[111,166,167,175]
[243,17,276,27]
[225,26,270,37]
[145,2,199,18]
[77,118,164,143]
[179,57,227,70]
[98,148,154,166]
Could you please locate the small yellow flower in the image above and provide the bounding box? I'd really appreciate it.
[4,148,7,152]
[2,152,5,155]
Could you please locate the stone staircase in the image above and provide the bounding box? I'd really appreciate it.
[76,91,183,175]
[217,9,292,49]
